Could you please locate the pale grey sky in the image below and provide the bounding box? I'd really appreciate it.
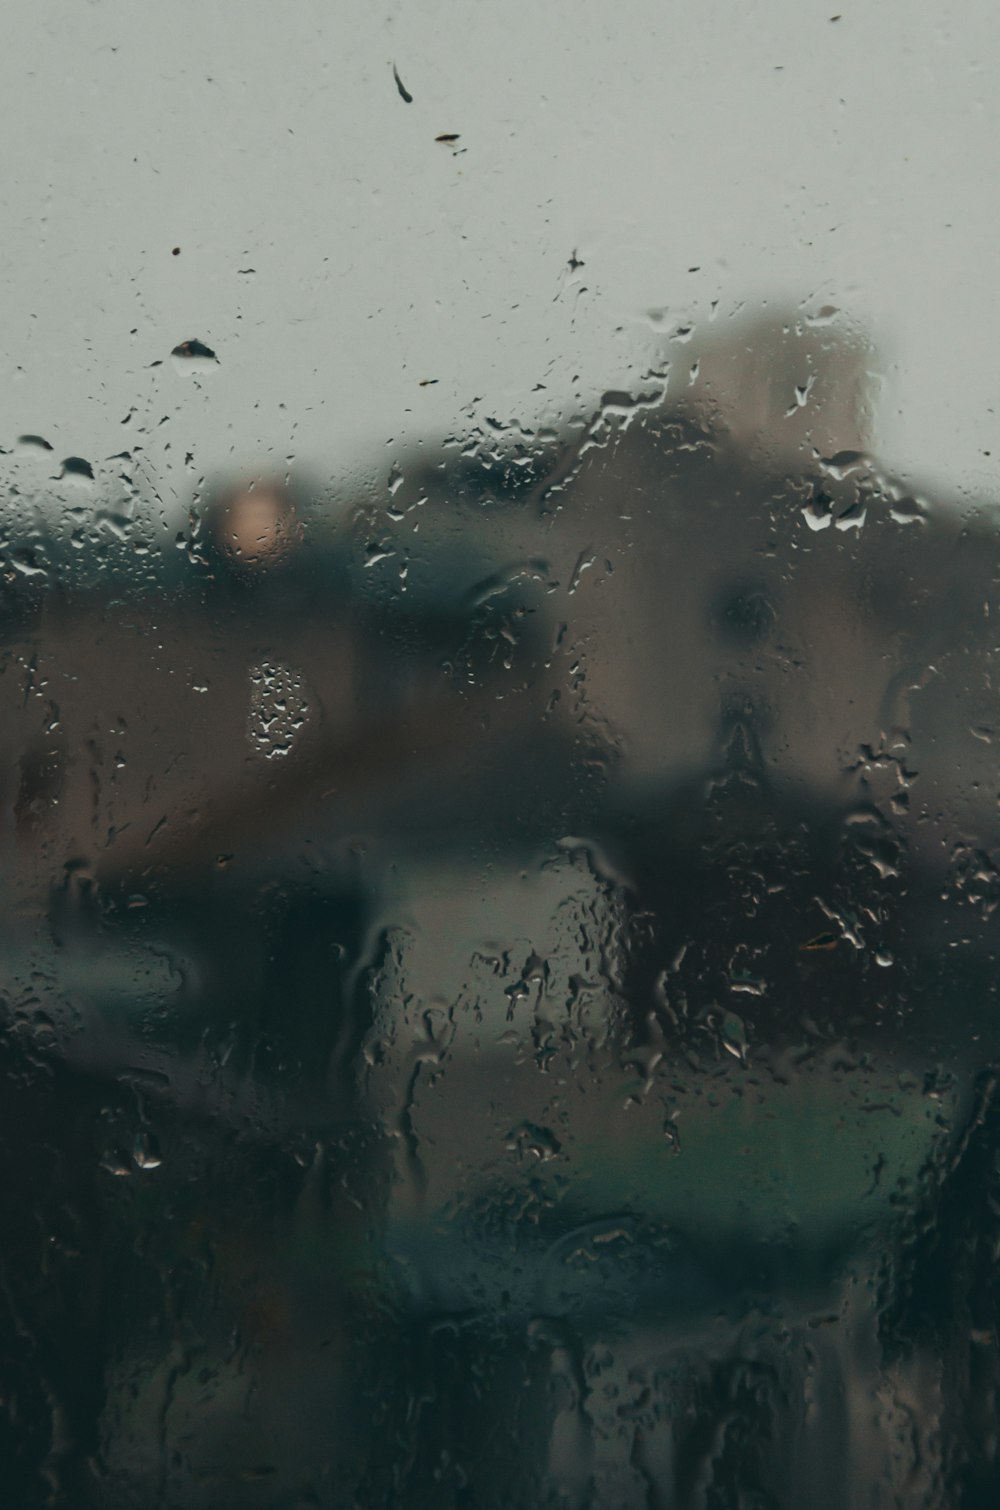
[2,0,997,513]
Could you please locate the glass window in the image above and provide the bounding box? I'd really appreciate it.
[2,3,999,1505]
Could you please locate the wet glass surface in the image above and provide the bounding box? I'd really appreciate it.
[3,4,1000,1506]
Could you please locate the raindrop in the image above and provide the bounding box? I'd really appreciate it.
[59,456,94,480]
[170,337,219,373]
[392,62,413,102]
[719,1010,749,1063]
[132,1131,162,1170]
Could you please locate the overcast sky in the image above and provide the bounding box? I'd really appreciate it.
[2,0,997,516]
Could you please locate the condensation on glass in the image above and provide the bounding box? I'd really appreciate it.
[2,3,1000,1507]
